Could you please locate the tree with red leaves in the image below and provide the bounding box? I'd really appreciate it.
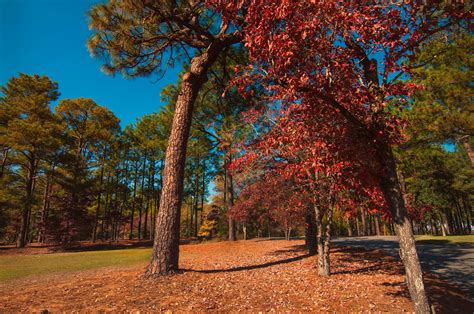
[231,98,382,276]
[211,1,469,312]
[230,173,306,240]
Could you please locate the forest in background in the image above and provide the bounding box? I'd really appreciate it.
[1,30,471,246]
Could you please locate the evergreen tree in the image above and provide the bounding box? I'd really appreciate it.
[0,74,62,247]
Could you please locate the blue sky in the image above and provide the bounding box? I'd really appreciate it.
[0,0,182,127]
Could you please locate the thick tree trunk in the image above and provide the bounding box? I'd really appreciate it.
[378,142,431,314]
[321,207,333,276]
[146,41,225,276]
[314,204,332,277]
[305,208,317,255]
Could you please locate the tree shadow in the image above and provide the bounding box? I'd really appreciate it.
[183,252,311,274]
[332,245,402,276]
[269,244,308,256]
[254,237,303,242]
[333,237,474,298]
[332,245,474,313]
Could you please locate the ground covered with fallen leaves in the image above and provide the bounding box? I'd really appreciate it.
[0,239,472,312]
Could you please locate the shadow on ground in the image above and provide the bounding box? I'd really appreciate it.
[333,236,474,299]
[333,245,474,313]
[183,254,312,274]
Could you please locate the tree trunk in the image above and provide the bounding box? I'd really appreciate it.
[193,174,199,237]
[314,204,332,277]
[38,164,53,243]
[17,155,37,248]
[146,41,225,276]
[138,152,147,240]
[360,206,367,236]
[322,207,334,276]
[305,208,317,255]
[225,150,236,241]
[375,215,381,236]
[355,215,361,236]
[462,197,472,234]
[129,159,139,240]
[143,157,154,240]
[152,160,163,240]
[92,162,105,243]
[148,159,155,240]
[201,162,205,225]
[0,147,9,178]
[378,142,431,314]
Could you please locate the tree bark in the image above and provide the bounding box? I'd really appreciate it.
[378,142,431,314]
[305,208,317,255]
[314,204,332,277]
[146,41,226,276]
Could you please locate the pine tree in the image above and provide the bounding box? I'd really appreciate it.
[0,74,61,247]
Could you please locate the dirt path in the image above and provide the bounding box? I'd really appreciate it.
[0,239,472,312]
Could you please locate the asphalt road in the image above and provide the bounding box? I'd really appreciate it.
[332,236,474,299]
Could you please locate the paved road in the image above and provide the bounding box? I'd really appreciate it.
[332,236,474,298]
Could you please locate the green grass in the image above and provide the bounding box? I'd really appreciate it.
[416,234,474,244]
[0,248,151,283]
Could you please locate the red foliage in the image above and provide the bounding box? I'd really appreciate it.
[213,0,468,222]
[229,173,307,230]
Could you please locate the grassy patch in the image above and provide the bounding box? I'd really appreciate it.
[0,248,151,282]
[416,234,474,244]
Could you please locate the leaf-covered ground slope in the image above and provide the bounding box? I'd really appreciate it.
[0,239,472,312]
